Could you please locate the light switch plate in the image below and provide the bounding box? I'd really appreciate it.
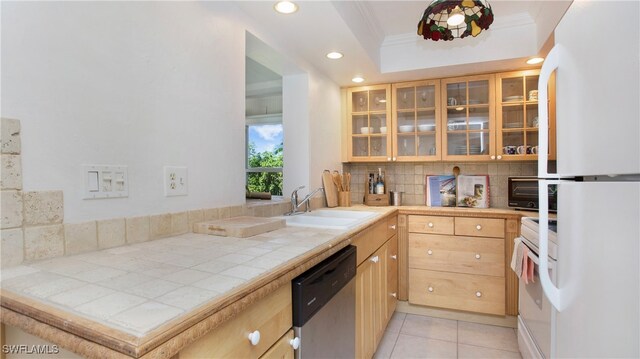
[164,166,188,196]
[83,165,128,199]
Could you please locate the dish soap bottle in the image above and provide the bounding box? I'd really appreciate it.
[375,168,385,194]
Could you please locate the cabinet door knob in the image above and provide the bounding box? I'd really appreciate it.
[391,292,397,298]
[290,337,301,350]
[390,224,397,230]
[490,155,496,160]
[427,249,433,255]
[387,157,392,161]
[428,222,434,228]
[428,286,434,292]
[475,253,481,259]
[393,157,397,161]
[370,256,379,263]
[497,155,503,160]
[391,254,397,260]
[476,291,482,298]
[476,224,482,230]
[248,330,261,346]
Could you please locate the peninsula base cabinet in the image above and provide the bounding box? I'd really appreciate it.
[353,216,398,359]
[408,215,512,316]
[179,282,294,359]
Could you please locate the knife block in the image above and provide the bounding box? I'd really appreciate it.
[364,171,389,206]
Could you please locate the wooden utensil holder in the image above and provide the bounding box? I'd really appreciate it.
[338,191,351,207]
[364,171,390,206]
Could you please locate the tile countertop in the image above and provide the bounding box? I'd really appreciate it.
[0,206,396,358]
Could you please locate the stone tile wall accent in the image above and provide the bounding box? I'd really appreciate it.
[0,118,323,268]
[343,162,537,208]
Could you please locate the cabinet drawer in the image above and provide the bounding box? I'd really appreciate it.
[409,269,505,315]
[261,330,294,359]
[408,215,454,235]
[387,215,398,239]
[454,217,504,238]
[408,233,504,277]
[180,283,292,358]
[352,219,388,266]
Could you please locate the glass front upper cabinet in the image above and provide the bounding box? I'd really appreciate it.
[392,80,441,161]
[496,69,556,160]
[441,75,495,161]
[348,85,392,161]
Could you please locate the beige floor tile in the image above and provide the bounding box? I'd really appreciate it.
[458,321,519,353]
[458,344,522,358]
[155,286,220,310]
[374,330,399,359]
[74,292,147,320]
[109,301,183,334]
[386,312,406,334]
[48,284,115,308]
[401,314,457,342]
[192,274,245,293]
[390,334,457,359]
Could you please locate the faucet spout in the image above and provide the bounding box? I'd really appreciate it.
[286,186,324,215]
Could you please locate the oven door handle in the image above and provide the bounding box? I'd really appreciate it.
[539,179,564,311]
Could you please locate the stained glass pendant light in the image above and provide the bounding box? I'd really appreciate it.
[417,0,494,42]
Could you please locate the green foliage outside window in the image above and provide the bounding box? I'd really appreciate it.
[247,142,283,195]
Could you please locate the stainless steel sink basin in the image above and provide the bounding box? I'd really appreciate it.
[280,210,378,230]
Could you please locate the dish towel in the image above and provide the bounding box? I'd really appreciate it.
[510,237,535,284]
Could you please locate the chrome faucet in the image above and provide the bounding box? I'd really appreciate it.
[286,186,324,215]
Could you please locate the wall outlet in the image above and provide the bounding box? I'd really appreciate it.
[164,166,188,196]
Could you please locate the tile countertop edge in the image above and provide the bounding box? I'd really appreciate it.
[0,207,398,359]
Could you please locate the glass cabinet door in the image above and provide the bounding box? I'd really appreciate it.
[392,81,440,161]
[496,70,547,160]
[348,85,392,161]
[442,75,494,160]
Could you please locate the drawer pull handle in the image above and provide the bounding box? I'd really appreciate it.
[428,286,434,292]
[391,292,397,298]
[391,254,397,260]
[370,256,379,263]
[475,254,481,259]
[248,330,261,346]
[427,249,433,255]
[290,337,301,350]
[428,222,434,228]
[390,224,397,230]
[476,224,482,230]
[476,291,482,298]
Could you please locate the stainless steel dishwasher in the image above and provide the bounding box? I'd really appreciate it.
[292,245,356,358]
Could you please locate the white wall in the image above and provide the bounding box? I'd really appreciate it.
[1,1,342,222]
[282,74,310,196]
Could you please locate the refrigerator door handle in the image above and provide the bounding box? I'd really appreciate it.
[538,44,562,179]
[539,179,564,311]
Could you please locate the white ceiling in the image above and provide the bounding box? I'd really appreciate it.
[239,1,572,87]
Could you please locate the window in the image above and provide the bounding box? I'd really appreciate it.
[246,114,283,195]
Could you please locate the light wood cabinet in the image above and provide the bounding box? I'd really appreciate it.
[391,80,442,161]
[353,216,398,359]
[347,85,393,162]
[260,330,294,359]
[495,69,557,161]
[179,283,292,359]
[408,215,507,316]
[344,69,556,163]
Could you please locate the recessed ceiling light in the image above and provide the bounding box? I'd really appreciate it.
[352,76,365,83]
[274,1,298,14]
[526,57,544,65]
[326,52,343,60]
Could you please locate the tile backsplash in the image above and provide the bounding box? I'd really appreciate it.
[343,162,537,208]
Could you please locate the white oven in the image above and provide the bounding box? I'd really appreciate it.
[517,217,558,359]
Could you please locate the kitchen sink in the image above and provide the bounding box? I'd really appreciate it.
[281,210,378,230]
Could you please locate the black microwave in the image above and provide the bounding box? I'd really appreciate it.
[508,177,557,211]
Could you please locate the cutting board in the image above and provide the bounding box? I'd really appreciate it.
[193,216,285,238]
[322,170,339,208]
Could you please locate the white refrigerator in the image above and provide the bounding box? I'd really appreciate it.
[536,0,640,358]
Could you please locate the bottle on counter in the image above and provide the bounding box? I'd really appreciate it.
[369,173,375,194]
[375,168,385,194]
